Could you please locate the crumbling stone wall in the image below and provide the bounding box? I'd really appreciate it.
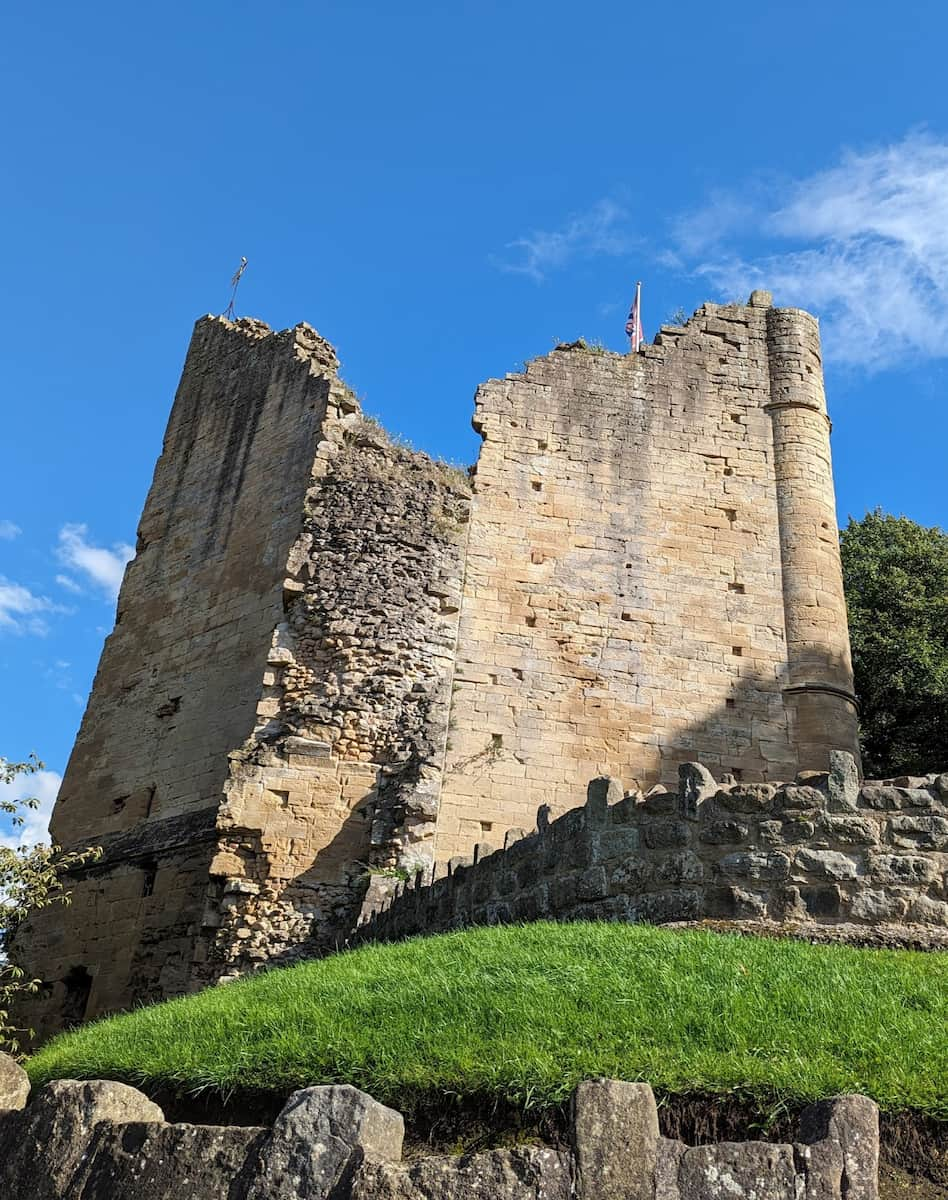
[358,755,948,947]
[0,1058,881,1200]
[14,316,470,1037]
[198,416,470,981]
[19,292,865,1037]
[437,293,858,859]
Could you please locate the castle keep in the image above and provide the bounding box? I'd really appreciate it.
[18,291,868,1037]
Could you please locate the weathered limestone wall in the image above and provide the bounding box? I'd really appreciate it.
[0,1059,881,1200]
[359,756,948,947]
[197,419,470,981]
[54,317,340,845]
[436,294,858,859]
[15,318,470,1036]
[14,317,342,1033]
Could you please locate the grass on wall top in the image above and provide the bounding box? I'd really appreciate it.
[27,922,948,1118]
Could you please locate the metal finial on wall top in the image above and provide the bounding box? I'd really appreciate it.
[224,257,248,320]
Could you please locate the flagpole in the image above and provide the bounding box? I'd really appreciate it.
[635,280,642,352]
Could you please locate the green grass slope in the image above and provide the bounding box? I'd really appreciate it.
[28,923,948,1117]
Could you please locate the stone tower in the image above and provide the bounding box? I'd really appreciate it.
[15,292,859,1040]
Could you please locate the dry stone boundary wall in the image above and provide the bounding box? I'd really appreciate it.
[357,752,948,947]
[0,1057,880,1199]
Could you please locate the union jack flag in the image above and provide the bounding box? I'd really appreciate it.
[625,283,644,350]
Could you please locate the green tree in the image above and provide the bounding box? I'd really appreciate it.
[840,510,948,778]
[1,755,99,1052]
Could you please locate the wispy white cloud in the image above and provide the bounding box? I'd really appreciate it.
[0,521,21,541]
[57,524,133,601]
[496,199,635,282]
[0,767,62,850]
[0,579,60,636]
[55,573,84,595]
[678,133,948,369]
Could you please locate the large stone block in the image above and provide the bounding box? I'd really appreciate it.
[67,1121,266,1199]
[714,784,776,815]
[571,1079,659,1200]
[0,1080,164,1200]
[794,849,859,881]
[774,786,824,814]
[822,816,878,846]
[0,1052,29,1113]
[827,751,859,812]
[888,815,948,851]
[678,1142,797,1200]
[715,851,790,883]
[679,764,718,822]
[655,1137,686,1200]
[351,1147,571,1199]
[868,853,939,885]
[798,1094,879,1200]
[247,1083,404,1200]
[587,777,623,827]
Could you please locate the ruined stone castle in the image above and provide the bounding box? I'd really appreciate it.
[19,290,877,1038]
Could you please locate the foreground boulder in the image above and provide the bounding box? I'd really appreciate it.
[247,1084,405,1199]
[67,1121,267,1199]
[0,1079,164,1200]
[0,1052,30,1112]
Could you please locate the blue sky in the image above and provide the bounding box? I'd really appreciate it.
[3,0,947,839]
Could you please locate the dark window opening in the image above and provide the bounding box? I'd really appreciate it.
[141,859,158,898]
[731,767,744,781]
[112,795,129,814]
[728,582,746,594]
[62,966,92,1029]
[732,646,743,657]
[726,698,736,709]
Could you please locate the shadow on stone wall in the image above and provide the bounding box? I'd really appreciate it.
[356,741,948,949]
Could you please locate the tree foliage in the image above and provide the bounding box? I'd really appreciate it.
[1,755,99,1053]
[840,510,948,778]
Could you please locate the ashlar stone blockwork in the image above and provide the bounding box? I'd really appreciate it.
[437,294,857,857]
